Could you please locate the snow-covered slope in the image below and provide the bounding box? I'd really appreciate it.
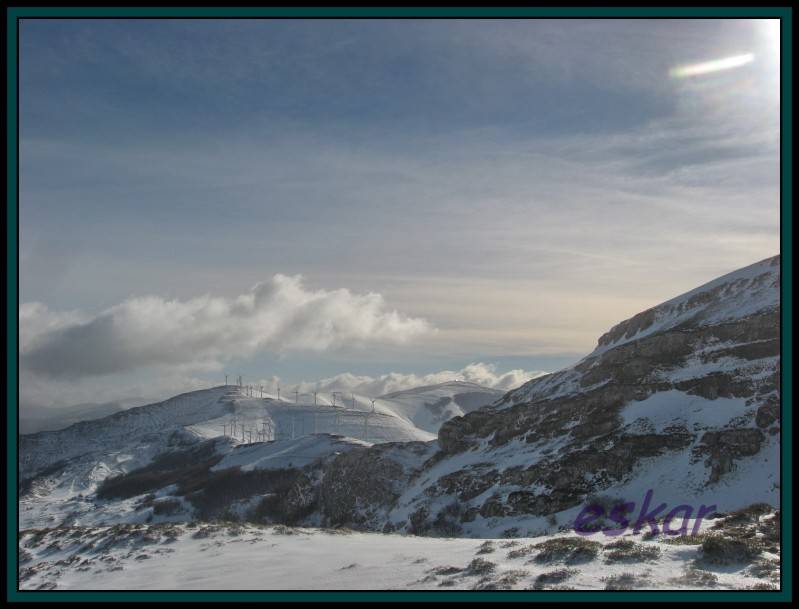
[211,435,370,473]
[376,381,503,434]
[20,387,232,480]
[263,381,502,436]
[19,385,438,476]
[19,377,511,529]
[407,255,780,536]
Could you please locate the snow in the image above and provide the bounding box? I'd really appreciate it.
[373,381,503,434]
[19,520,777,590]
[212,435,369,472]
[497,368,586,410]
[620,390,755,433]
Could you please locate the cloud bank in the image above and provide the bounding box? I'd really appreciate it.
[255,362,547,397]
[20,275,432,378]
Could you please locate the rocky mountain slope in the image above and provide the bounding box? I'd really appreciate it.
[415,254,781,536]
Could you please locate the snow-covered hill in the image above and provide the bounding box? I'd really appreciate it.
[244,381,502,436]
[19,379,505,529]
[376,381,503,434]
[18,389,389,529]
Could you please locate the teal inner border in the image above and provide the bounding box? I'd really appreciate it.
[5,5,793,603]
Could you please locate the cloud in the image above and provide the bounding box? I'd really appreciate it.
[255,362,547,397]
[20,275,432,378]
[19,302,86,352]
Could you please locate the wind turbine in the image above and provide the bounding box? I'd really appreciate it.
[364,399,377,442]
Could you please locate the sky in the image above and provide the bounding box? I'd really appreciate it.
[18,18,781,411]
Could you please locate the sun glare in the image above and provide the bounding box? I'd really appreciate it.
[759,19,780,55]
[669,53,755,79]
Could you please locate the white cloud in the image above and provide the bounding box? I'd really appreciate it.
[19,302,86,353]
[255,362,547,397]
[19,275,432,378]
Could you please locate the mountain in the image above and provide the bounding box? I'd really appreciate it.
[18,380,500,529]
[418,254,781,536]
[17,256,781,590]
[19,256,780,540]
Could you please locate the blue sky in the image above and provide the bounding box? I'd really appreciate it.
[19,19,780,408]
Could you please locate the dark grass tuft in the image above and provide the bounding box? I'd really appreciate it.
[533,537,601,565]
[533,568,577,590]
[604,541,661,563]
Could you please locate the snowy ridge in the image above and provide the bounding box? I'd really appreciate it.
[19,386,233,478]
[591,255,779,357]
[20,382,462,481]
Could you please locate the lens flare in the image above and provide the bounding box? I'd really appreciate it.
[669,54,754,78]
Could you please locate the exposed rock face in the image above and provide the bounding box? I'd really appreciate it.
[318,442,433,528]
[697,429,766,484]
